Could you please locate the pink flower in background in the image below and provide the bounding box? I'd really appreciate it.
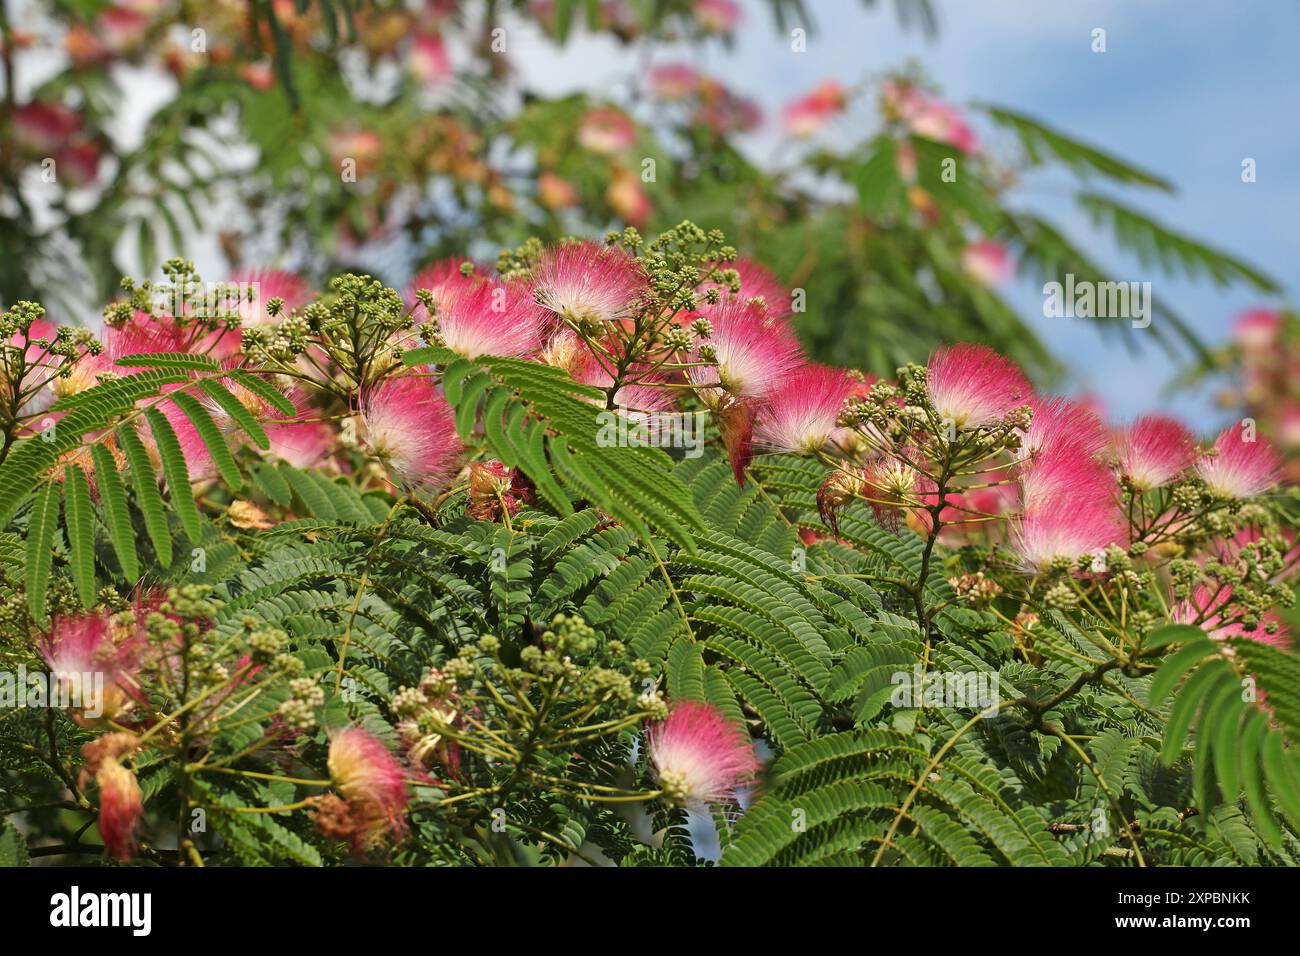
[1113,416,1196,490]
[960,240,1012,285]
[693,0,741,34]
[54,312,188,398]
[96,752,144,860]
[1232,309,1281,350]
[782,81,847,138]
[1022,397,1107,462]
[1173,585,1292,649]
[328,126,384,178]
[434,279,545,358]
[754,364,854,454]
[687,299,803,402]
[407,257,477,312]
[97,6,149,54]
[882,80,978,153]
[578,108,636,155]
[646,699,760,805]
[909,98,978,153]
[694,78,763,135]
[647,63,699,100]
[239,61,275,91]
[536,171,579,209]
[699,258,791,319]
[1196,423,1280,498]
[42,612,144,725]
[606,167,651,226]
[1278,405,1300,449]
[54,140,102,188]
[265,417,336,470]
[322,727,410,851]
[533,241,647,325]
[12,101,83,154]
[65,25,108,67]
[230,268,313,328]
[360,375,463,492]
[926,343,1031,428]
[410,33,451,85]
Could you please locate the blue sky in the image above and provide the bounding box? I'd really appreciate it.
[514,0,1300,427]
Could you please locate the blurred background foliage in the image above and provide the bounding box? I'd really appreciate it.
[0,0,1283,383]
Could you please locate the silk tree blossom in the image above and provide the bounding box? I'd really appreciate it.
[1114,416,1196,490]
[782,81,847,137]
[926,343,1031,428]
[1022,397,1108,462]
[1196,423,1280,499]
[434,279,546,359]
[319,727,410,852]
[1012,494,1123,571]
[647,63,699,100]
[52,312,188,399]
[11,101,83,154]
[80,733,143,860]
[229,268,312,329]
[687,299,803,403]
[646,699,760,806]
[606,168,651,227]
[410,33,450,85]
[1173,585,1292,649]
[42,612,143,726]
[577,108,636,155]
[1019,449,1117,513]
[693,0,741,34]
[407,257,477,311]
[754,364,854,454]
[533,241,647,326]
[960,240,1012,286]
[1232,309,1281,351]
[699,258,792,320]
[360,375,463,493]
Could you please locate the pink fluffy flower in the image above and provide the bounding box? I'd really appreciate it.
[961,240,1012,286]
[754,364,854,454]
[410,33,450,85]
[230,268,312,329]
[926,343,1031,428]
[42,612,143,725]
[647,63,699,100]
[430,279,546,359]
[782,81,846,138]
[1019,450,1116,513]
[1196,423,1280,499]
[687,299,803,402]
[1012,494,1122,571]
[532,241,646,325]
[1022,397,1107,462]
[693,0,741,34]
[1113,416,1196,490]
[578,108,636,155]
[646,700,760,806]
[360,375,463,492]
[700,258,791,319]
[97,757,144,860]
[1232,309,1281,351]
[322,727,410,851]
[1173,585,1292,649]
[607,167,651,226]
[407,257,476,311]
[12,101,83,154]
[54,312,188,399]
